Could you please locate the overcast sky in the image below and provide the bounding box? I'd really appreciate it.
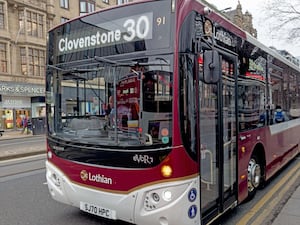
[205,0,300,57]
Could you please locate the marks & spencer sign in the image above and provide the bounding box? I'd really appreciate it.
[0,82,45,96]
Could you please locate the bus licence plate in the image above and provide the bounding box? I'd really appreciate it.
[80,202,116,219]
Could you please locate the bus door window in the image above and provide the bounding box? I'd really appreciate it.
[221,57,236,197]
[195,49,219,211]
[199,79,218,211]
[198,50,238,214]
[180,53,197,157]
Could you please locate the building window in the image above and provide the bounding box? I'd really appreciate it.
[0,43,7,73]
[20,47,27,75]
[0,2,5,29]
[20,47,45,76]
[28,48,45,76]
[80,0,95,16]
[18,11,25,34]
[60,0,69,9]
[117,0,129,5]
[103,0,109,4]
[60,17,69,23]
[26,11,44,38]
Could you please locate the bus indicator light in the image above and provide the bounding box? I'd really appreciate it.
[161,165,172,177]
[241,146,246,153]
[47,151,52,159]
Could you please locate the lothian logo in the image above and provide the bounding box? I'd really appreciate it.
[80,170,113,185]
[80,170,88,181]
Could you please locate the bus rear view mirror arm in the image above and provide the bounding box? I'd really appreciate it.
[203,50,220,83]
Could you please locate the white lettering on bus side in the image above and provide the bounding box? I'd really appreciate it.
[58,14,152,54]
[58,29,122,52]
[133,154,154,165]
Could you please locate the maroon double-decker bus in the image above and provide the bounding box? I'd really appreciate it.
[45,0,300,224]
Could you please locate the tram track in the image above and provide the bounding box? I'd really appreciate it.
[0,156,44,167]
[0,167,46,179]
[0,154,46,180]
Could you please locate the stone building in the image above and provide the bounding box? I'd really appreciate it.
[0,0,122,130]
[223,1,257,38]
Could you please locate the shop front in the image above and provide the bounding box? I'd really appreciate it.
[0,82,45,130]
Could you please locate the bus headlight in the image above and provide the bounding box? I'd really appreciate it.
[143,182,190,211]
[163,190,172,202]
[47,170,61,188]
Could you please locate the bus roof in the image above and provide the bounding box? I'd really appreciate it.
[199,0,300,72]
[49,0,300,72]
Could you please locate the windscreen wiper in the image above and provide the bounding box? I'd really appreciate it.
[94,56,170,67]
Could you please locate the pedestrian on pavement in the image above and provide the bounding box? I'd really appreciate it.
[21,116,28,134]
[27,118,32,134]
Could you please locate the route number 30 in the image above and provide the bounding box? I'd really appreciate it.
[123,15,151,42]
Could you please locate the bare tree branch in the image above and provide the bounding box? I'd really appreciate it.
[263,0,300,42]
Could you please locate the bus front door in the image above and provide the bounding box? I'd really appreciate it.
[199,51,238,224]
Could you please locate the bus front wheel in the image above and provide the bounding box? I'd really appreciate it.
[247,156,262,199]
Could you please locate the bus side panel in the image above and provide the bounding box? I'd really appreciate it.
[265,120,300,180]
[237,128,267,202]
[238,120,300,202]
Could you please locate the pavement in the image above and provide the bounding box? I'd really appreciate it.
[0,130,46,160]
[0,130,299,224]
[272,184,300,225]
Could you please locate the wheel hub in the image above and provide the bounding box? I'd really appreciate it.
[248,158,261,191]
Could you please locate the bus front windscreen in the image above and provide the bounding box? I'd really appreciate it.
[46,56,173,147]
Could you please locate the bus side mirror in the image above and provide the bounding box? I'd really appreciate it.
[203,50,220,83]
